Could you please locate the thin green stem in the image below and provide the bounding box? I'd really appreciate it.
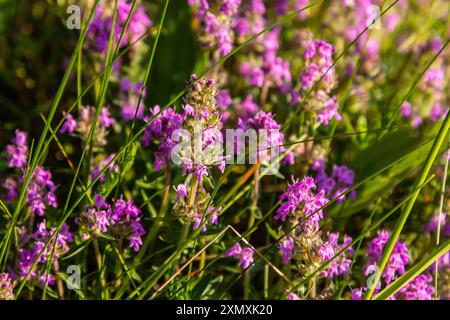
[434,135,449,299]
[364,109,450,299]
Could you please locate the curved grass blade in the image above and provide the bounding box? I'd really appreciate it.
[364,109,450,299]
[434,135,449,298]
[374,239,450,300]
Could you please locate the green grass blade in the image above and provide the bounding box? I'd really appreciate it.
[374,239,450,300]
[364,109,450,299]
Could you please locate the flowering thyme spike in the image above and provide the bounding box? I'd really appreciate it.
[0,273,15,300]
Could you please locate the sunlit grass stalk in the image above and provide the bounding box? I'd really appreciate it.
[434,135,449,299]
[374,239,450,300]
[364,109,450,300]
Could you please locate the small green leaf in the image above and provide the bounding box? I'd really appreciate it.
[119,143,138,179]
[190,273,213,299]
[265,223,279,240]
[62,239,91,261]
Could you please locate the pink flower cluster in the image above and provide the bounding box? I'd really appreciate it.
[352,229,435,300]
[188,0,241,57]
[2,131,57,216]
[274,176,328,227]
[143,105,184,171]
[77,195,145,252]
[364,230,409,285]
[118,78,147,121]
[238,110,292,164]
[5,130,28,169]
[240,26,291,90]
[61,106,116,147]
[226,242,254,269]
[300,39,341,126]
[87,0,152,54]
[312,158,356,204]
[320,232,354,279]
[17,220,73,286]
[0,273,16,300]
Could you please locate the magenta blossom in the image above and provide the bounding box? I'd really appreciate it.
[226,242,254,269]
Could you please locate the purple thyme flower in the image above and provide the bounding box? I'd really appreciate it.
[175,184,188,199]
[87,0,152,54]
[238,26,291,91]
[171,75,225,228]
[2,132,58,216]
[237,110,289,163]
[111,197,146,252]
[400,101,413,119]
[396,273,434,300]
[193,206,220,232]
[60,113,77,133]
[320,232,354,279]
[143,105,184,171]
[26,166,58,216]
[216,89,233,122]
[364,230,409,285]
[235,95,259,119]
[17,220,73,286]
[275,176,328,227]
[424,212,448,235]
[77,195,145,252]
[2,178,18,202]
[99,107,116,127]
[278,237,294,264]
[430,103,447,122]
[300,38,341,126]
[194,164,209,183]
[351,288,363,300]
[173,75,226,176]
[77,194,112,234]
[5,130,28,169]
[226,242,254,269]
[118,78,146,121]
[189,0,240,58]
[313,159,356,204]
[318,239,335,261]
[421,67,445,92]
[61,106,116,147]
[287,292,300,300]
[0,273,15,300]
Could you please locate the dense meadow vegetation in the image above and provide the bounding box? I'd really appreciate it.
[0,0,449,300]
